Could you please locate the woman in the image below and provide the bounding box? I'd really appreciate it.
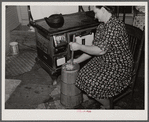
[69,6,133,109]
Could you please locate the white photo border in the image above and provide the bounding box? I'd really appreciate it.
[1,1,148,121]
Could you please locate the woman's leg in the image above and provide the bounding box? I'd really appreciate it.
[95,98,110,109]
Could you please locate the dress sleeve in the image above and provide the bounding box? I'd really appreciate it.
[93,23,120,52]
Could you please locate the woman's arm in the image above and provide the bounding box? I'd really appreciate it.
[70,42,107,56]
[75,53,92,63]
[80,44,106,55]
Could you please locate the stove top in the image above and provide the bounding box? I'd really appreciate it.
[34,12,99,34]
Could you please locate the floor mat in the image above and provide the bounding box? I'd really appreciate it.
[5,79,22,102]
[6,50,37,77]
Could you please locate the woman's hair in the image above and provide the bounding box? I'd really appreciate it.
[95,6,115,14]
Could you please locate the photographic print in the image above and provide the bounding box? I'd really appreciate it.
[1,1,148,121]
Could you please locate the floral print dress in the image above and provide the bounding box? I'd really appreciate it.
[75,16,134,99]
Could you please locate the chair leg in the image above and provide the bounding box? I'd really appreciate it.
[109,97,114,109]
[130,91,135,108]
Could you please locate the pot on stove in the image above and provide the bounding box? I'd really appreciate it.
[44,14,64,28]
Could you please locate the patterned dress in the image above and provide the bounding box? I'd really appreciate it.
[75,16,134,99]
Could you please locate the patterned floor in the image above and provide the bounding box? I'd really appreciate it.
[6,49,37,76]
[36,80,92,109]
[5,48,145,110]
[5,79,22,102]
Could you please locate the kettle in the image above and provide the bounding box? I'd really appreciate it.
[44,14,64,28]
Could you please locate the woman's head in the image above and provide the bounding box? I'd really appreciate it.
[96,6,115,14]
[93,6,115,23]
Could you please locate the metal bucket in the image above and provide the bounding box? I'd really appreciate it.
[9,42,19,55]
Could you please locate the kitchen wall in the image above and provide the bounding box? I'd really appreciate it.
[16,6,134,26]
[17,6,29,25]
[17,6,79,25]
[6,6,20,55]
[30,6,78,20]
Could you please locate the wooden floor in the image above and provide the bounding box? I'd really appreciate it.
[5,26,145,109]
[5,48,145,109]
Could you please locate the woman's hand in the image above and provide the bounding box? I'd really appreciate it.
[69,42,81,51]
